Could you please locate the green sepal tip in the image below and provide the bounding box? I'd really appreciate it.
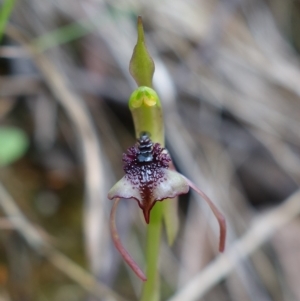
[129,16,155,88]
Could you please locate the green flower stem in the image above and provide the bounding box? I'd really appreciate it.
[141,203,163,301]
[129,86,164,301]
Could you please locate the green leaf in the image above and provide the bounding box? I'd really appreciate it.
[0,0,16,42]
[129,16,155,88]
[33,16,98,52]
[0,127,29,166]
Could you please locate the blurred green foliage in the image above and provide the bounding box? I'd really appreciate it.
[0,0,16,42]
[0,127,29,166]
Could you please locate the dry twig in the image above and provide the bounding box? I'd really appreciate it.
[0,181,126,301]
[167,189,300,301]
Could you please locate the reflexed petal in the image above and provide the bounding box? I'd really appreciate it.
[183,176,227,252]
[108,176,141,201]
[110,198,147,281]
[153,170,189,201]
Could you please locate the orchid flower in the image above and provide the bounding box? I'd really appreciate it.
[108,132,226,281]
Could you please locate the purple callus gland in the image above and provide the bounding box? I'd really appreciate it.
[108,133,189,223]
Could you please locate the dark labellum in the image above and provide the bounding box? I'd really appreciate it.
[122,132,171,222]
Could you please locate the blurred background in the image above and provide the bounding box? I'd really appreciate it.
[1,0,300,300]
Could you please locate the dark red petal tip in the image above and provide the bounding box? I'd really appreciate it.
[143,209,150,224]
[183,176,227,252]
[110,198,147,281]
